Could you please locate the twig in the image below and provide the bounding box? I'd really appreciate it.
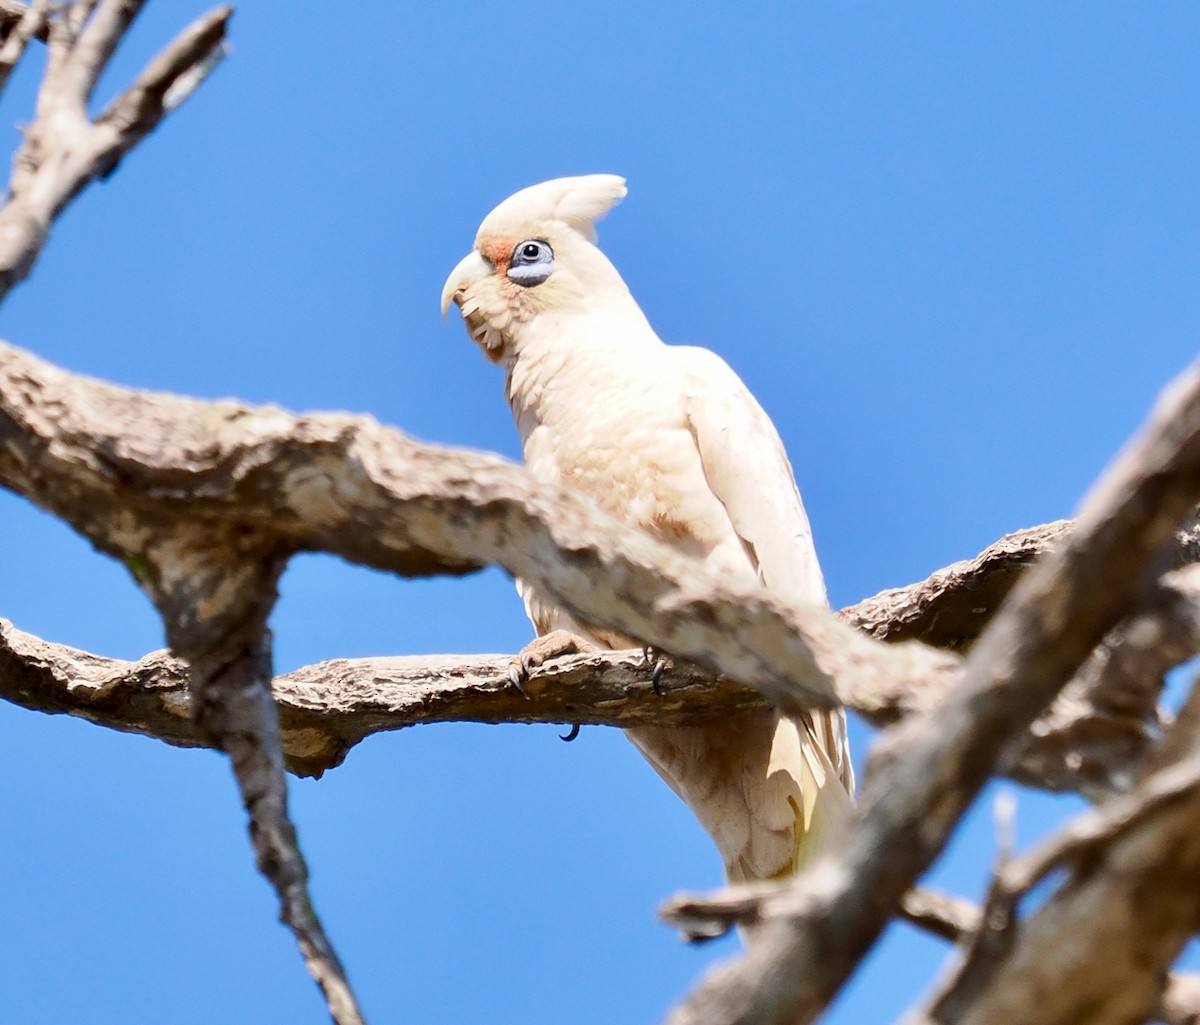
[898,889,981,944]
[55,0,146,105]
[661,883,981,946]
[96,5,232,136]
[0,2,231,299]
[842,520,1073,651]
[0,0,50,43]
[0,0,49,94]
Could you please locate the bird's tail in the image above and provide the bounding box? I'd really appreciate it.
[627,706,854,883]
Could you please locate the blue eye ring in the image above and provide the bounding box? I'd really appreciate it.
[507,239,554,287]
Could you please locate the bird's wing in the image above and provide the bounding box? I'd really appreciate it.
[676,345,825,605]
[676,345,854,799]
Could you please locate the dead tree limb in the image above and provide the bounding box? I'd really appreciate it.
[917,683,1200,1025]
[7,333,1200,1023]
[0,0,231,300]
[662,358,1200,1025]
[0,0,50,93]
[0,5,369,1023]
[0,339,956,715]
[6,515,1199,792]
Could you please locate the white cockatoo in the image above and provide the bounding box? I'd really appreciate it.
[441,175,853,882]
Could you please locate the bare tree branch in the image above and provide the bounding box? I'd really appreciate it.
[0,339,955,716]
[842,520,1073,651]
[660,883,982,947]
[663,359,1200,1025]
[0,2,230,299]
[57,0,146,105]
[162,545,365,1025]
[0,619,767,775]
[6,348,1200,1025]
[6,528,1198,792]
[96,4,230,131]
[0,7,371,1021]
[897,888,981,945]
[918,684,1200,1025]
[0,0,49,94]
[0,0,46,35]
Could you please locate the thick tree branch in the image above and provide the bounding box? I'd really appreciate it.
[0,339,955,716]
[5,530,1197,790]
[663,359,1200,1025]
[841,520,1073,651]
[4,314,1200,1023]
[0,619,767,775]
[919,685,1200,1025]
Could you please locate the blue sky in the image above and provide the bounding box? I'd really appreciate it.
[1,2,1198,1022]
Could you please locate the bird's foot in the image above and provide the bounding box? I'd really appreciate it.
[642,646,670,694]
[507,630,595,696]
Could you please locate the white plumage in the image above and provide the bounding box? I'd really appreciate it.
[442,175,853,881]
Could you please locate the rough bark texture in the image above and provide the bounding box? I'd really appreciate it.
[663,360,1200,1025]
[0,339,954,715]
[841,520,1073,650]
[923,688,1200,1025]
[5,550,1193,792]
[3,6,1200,1024]
[0,5,365,1022]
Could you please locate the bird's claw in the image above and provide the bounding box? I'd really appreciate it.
[559,724,581,742]
[642,646,667,694]
[506,662,528,697]
[508,630,594,699]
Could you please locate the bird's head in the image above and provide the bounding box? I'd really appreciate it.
[441,174,631,363]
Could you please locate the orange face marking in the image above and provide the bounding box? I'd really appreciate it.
[479,236,514,274]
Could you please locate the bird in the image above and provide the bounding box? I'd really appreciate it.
[441,174,853,883]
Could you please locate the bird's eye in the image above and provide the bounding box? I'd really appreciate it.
[507,239,554,287]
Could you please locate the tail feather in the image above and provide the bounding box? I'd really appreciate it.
[519,582,854,884]
[628,707,853,885]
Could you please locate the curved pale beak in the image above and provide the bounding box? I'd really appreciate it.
[440,250,491,320]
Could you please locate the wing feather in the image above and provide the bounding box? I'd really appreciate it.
[677,345,854,797]
[677,346,826,606]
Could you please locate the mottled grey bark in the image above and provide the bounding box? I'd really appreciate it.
[2,5,1200,1025]
[663,359,1200,1025]
[5,547,1193,794]
[0,4,365,1022]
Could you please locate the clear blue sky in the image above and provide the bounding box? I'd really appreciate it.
[2,3,1198,1022]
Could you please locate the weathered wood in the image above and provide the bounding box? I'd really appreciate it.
[663,359,1200,1025]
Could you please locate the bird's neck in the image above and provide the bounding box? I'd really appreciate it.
[502,306,663,444]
